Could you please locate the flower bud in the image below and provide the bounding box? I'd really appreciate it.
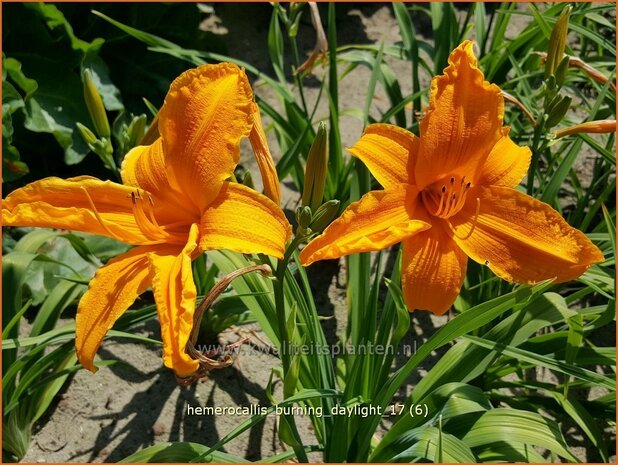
[554,119,616,139]
[567,55,616,91]
[76,122,97,146]
[544,92,562,114]
[82,69,110,138]
[309,199,339,233]
[545,95,572,128]
[545,5,571,79]
[126,114,147,150]
[502,91,536,126]
[301,122,329,212]
[554,55,570,88]
[296,205,313,230]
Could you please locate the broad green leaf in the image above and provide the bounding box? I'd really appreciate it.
[457,408,578,462]
[391,427,477,463]
[353,282,552,461]
[464,335,615,390]
[120,442,250,463]
[4,5,122,165]
[550,391,609,462]
[190,389,342,463]
[373,383,490,462]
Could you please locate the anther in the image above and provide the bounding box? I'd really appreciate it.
[130,189,170,241]
[421,174,474,219]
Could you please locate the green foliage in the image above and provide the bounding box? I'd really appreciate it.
[2,2,615,463]
[0,229,151,462]
[3,4,122,167]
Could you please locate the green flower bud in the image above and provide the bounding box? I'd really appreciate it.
[301,122,329,212]
[126,114,147,150]
[554,55,570,88]
[545,5,571,79]
[544,92,562,114]
[309,199,339,233]
[76,122,97,146]
[82,68,110,138]
[296,205,313,230]
[546,95,572,128]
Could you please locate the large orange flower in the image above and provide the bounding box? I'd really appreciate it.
[2,63,291,377]
[300,41,603,315]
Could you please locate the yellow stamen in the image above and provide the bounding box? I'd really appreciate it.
[421,174,472,219]
[81,186,124,241]
[130,190,170,241]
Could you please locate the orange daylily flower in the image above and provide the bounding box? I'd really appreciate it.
[2,63,291,377]
[300,41,603,315]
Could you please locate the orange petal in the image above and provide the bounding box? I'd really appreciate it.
[299,185,431,266]
[415,40,504,190]
[478,127,532,187]
[401,221,468,315]
[450,186,605,283]
[122,138,173,197]
[148,224,201,377]
[347,123,419,188]
[121,139,199,224]
[159,63,254,211]
[75,244,174,371]
[199,182,291,259]
[2,176,154,245]
[249,102,282,205]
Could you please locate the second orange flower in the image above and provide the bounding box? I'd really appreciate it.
[300,41,603,314]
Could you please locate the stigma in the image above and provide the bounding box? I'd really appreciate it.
[421,174,472,219]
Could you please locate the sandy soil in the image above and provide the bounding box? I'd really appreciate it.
[20,3,612,463]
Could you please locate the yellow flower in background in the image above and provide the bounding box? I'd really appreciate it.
[300,41,603,315]
[2,63,291,377]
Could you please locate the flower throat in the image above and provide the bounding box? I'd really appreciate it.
[421,174,472,219]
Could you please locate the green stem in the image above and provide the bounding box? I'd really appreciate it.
[273,234,308,462]
[274,235,305,370]
[274,265,289,371]
[527,114,547,196]
[274,235,304,362]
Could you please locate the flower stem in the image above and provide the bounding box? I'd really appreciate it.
[273,234,309,463]
[274,235,304,370]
